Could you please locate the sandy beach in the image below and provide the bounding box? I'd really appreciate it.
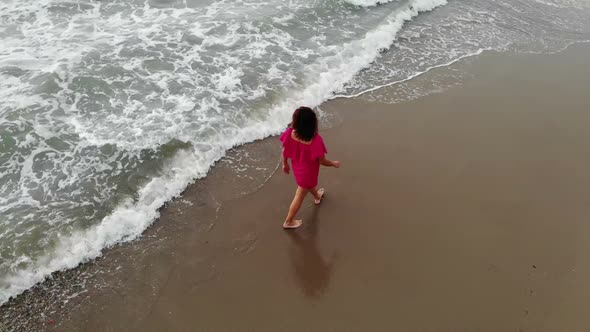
[3,43,590,331]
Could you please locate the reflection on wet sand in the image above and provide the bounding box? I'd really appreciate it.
[286,205,337,298]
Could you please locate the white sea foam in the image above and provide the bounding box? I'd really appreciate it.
[269,0,449,123]
[344,0,397,7]
[0,0,448,304]
[332,48,490,99]
[531,0,590,9]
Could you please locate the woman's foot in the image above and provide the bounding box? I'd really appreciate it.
[283,220,303,229]
[314,188,325,205]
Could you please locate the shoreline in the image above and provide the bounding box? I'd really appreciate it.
[2,0,590,317]
[1,38,587,309]
[3,43,590,331]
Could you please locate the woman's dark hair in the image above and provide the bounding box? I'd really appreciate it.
[292,106,318,142]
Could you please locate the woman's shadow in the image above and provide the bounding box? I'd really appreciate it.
[286,204,337,298]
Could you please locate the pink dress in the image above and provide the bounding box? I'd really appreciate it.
[280,127,328,189]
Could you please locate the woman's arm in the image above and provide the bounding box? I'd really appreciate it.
[320,156,340,168]
[283,155,290,174]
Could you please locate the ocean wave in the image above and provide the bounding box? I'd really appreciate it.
[344,0,397,7]
[0,0,448,304]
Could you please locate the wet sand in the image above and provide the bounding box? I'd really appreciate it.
[4,44,590,331]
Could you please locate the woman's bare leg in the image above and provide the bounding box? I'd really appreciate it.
[310,187,325,204]
[284,186,308,228]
